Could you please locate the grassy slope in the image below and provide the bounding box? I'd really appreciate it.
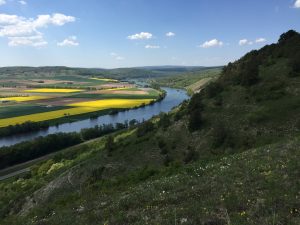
[1,121,299,225]
[152,68,221,91]
[1,31,300,224]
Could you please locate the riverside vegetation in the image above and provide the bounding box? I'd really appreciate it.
[0,30,300,224]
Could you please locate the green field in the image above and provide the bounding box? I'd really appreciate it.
[0,77,162,128]
[0,105,71,119]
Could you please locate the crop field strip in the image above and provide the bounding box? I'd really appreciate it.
[0,105,71,119]
[0,96,54,102]
[25,88,84,93]
[0,98,154,127]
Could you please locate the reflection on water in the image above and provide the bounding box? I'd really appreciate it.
[0,88,189,147]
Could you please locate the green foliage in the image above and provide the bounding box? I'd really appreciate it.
[0,132,82,170]
[183,145,198,163]
[188,93,203,131]
[158,112,171,129]
[136,120,155,137]
[0,121,49,138]
[105,135,115,155]
[204,81,223,98]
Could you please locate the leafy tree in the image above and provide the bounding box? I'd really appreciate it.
[105,135,115,155]
[136,121,154,137]
[188,108,203,131]
[158,113,171,129]
[278,30,298,44]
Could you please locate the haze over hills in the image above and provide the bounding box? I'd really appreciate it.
[1,30,300,225]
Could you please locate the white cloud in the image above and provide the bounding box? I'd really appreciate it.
[166,32,175,37]
[255,38,266,43]
[110,52,118,57]
[57,36,79,47]
[110,52,124,60]
[0,13,75,47]
[19,0,27,5]
[239,39,248,46]
[8,35,47,47]
[128,32,152,40]
[294,0,300,8]
[199,39,223,48]
[239,39,253,46]
[238,38,266,46]
[145,45,160,49]
[0,14,21,24]
[0,0,6,6]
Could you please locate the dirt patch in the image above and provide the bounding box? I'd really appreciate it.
[35,98,89,106]
[99,83,134,89]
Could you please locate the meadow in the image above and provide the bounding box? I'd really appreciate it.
[0,76,161,128]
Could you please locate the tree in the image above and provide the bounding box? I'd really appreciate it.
[188,108,203,131]
[136,121,154,137]
[158,113,171,129]
[278,30,298,44]
[105,136,115,156]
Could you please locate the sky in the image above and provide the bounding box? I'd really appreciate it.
[0,0,299,68]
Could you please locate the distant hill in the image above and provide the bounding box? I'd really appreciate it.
[0,65,221,80]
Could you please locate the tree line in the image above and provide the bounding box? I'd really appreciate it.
[0,120,139,170]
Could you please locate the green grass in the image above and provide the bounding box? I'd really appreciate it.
[1,124,299,225]
[153,68,221,89]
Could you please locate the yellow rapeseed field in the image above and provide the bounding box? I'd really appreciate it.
[90,78,119,82]
[0,107,97,128]
[0,98,154,127]
[25,88,83,93]
[0,96,52,102]
[68,99,153,109]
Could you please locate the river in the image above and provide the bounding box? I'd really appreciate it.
[0,87,189,147]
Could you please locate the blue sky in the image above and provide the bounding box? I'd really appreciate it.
[0,0,299,68]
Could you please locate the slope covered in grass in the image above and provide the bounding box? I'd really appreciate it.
[1,30,300,224]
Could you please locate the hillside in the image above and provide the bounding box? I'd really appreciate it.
[152,67,222,93]
[1,30,300,225]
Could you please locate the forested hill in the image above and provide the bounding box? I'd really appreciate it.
[187,30,300,147]
[0,66,217,80]
[1,30,300,225]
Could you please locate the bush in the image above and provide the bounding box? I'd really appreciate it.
[188,93,204,131]
[158,113,171,129]
[0,133,82,170]
[188,108,203,131]
[204,82,223,98]
[211,122,234,149]
[105,136,115,156]
[136,121,155,137]
[183,145,198,164]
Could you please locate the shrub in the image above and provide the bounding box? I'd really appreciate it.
[188,108,203,131]
[136,121,155,137]
[105,136,115,156]
[205,82,223,98]
[183,146,198,164]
